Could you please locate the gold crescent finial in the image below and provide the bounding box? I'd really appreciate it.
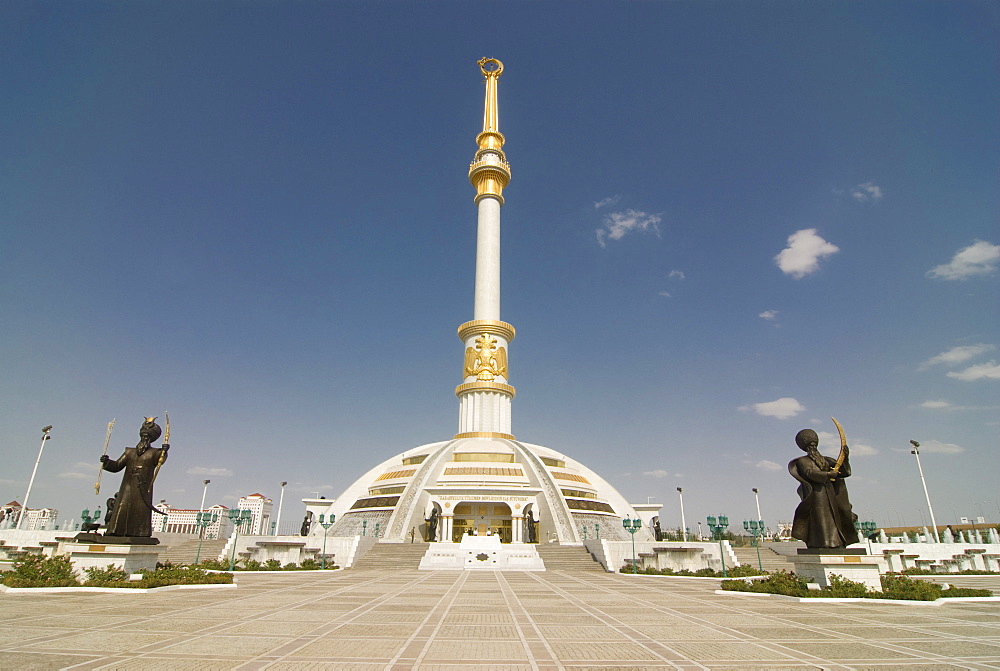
[478,58,503,77]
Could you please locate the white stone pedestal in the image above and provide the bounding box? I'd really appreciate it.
[419,534,544,570]
[61,541,162,575]
[788,550,882,591]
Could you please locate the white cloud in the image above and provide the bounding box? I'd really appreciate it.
[57,461,96,480]
[947,361,1000,381]
[774,228,840,278]
[927,240,1000,280]
[596,209,662,247]
[920,400,954,409]
[669,270,685,280]
[756,460,782,471]
[851,181,883,202]
[920,343,995,369]
[594,195,620,209]
[658,291,672,298]
[917,440,965,454]
[642,469,669,478]
[186,466,234,477]
[741,397,805,419]
[813,431,877,456]
[758,310,779,321]
[850,442,879,456]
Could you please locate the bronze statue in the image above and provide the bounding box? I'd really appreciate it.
[425,508,439,542]
[99,418,169,539]
[789,425,859,548]
[104,495,116,526]
[300,511,313,536]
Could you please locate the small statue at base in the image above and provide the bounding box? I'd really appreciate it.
[300,511,313,536]
[525,510,537,543]
[99,418,169,539]
[425,508,439,542]
[788,427,858,549]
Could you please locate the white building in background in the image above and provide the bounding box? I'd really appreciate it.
[238,494,273,535]
[20,507,60,530]
[155,503,230,538]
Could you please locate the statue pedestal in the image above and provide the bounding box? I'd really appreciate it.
[418,534,544,570]
[788,549,883,591]
[61,539,162,575]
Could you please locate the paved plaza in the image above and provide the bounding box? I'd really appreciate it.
[2,568,999,670]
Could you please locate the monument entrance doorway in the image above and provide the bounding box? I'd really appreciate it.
[452,502,513,542]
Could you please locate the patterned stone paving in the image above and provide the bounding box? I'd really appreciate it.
[0,569,997,669]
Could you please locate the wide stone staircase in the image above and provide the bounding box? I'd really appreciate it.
[352,542,430,570]
[731,544,795,573]
[158,538,228,566]
[535,543,606,572]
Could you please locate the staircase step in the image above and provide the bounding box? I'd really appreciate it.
[535,544,606,572]
[352,542,430,569]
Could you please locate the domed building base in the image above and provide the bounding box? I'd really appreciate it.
[311,437,651,548]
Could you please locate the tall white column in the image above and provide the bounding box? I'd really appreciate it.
[455,59,516,440]
[474,197,501,321]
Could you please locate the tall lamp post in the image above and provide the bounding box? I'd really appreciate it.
[743,519,765,571]
[676,487,687,541]
[226,508,252,571]
[752,488,762,523]
[909,440,940,542]
[274,481,287,535]
[622,517,642,573]
[706,515,730,577]
[200,480,211,514]
[17,425,53,529]
[194,511,218,564]
[318,513,335,569]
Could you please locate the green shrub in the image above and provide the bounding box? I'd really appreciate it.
[941,586,993,598]
[721,571,810,597]
[242,559,262,571]
[299,558,320,570]
[727,564,765,577]
[263,559,282,571]
[2,555,80,587]
[82,565,131,587]
[825,574,872,598]
[721,571,992,600]
[135,565,232,588]
[197,558,229,571]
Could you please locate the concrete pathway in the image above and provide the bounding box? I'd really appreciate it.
[1,568,999,669]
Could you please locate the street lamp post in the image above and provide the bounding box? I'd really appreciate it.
[17,426,53,529]
[910,440,940,542]
[318,513,335,569]
[752,488,762,522]
[595,523,600,539]
[361,520,368,537]
[194,511,218,564]
[622,517,642,573]
[706,515,730,577]
[676,487,687,541]
[199,479,211,537]
[226,508,252,571]
[743,519,765,571]
[274,481,287,535]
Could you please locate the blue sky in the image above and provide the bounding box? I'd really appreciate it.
[2,2,998,534]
